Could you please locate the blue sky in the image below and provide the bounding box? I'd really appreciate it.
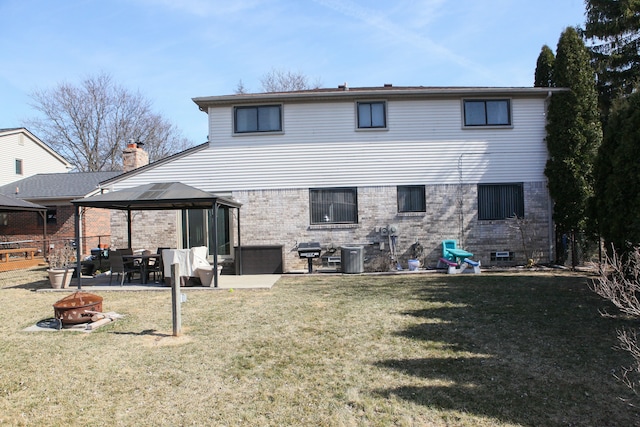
[1,0,586,145]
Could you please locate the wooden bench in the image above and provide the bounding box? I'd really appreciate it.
[0,248,43,272]
[0,247,37,262]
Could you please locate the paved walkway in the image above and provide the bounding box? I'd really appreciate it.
[38,273,281,292]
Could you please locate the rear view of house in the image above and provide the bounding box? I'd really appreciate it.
[100,85,563,272]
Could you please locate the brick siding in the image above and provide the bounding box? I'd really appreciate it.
[107,182,552,272]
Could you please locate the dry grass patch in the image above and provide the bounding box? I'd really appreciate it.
[0,272,639,426]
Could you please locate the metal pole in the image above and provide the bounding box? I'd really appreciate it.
[42,211,47,259]
[75,204,82,289]
[171,262,181,336]
[127,210,132,248]
[212,203,219,288]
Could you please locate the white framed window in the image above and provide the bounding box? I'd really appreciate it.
[463,99,511,127]
[477,183,524,220]
[310,188,358,224]
[15,159,23,175]
[234,105,282,133]
[397,185,426,213]
[357,101,386,129]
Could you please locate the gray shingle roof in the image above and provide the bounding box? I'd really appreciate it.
[0,193,46,211]
[0,172,121,200]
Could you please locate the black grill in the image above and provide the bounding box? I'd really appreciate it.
[297,242,321,273]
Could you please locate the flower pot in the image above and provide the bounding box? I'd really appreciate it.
[48,268,72,289]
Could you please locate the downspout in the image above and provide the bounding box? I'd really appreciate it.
[544,90,554,263]
[237,207,242,275]
[458,154,464,249]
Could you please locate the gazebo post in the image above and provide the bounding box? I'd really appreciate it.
[212,202,219,288]
[74,204,82,289]
[127,209,132,248]
[41,211,47,258]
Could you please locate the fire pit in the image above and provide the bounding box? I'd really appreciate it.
[53,292,103,325]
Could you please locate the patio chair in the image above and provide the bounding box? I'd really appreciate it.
[145,247,168,283]
[109,249,141,286]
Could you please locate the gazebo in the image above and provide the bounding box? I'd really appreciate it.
[71,182,243,288]
[0,194,48,265]
[0,193,47,212]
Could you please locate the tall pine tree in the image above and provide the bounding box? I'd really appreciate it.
[534,45,555,87]
[544,27,603,263]
[595,92,640,252]
[584,0,640,113]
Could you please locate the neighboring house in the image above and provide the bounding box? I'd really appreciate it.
[0,171,120,255]
[0,128,71,186]
[98,85,564,272]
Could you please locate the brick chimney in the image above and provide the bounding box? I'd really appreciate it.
[122,139,149,172]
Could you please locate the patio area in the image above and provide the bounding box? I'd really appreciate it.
[37,272,281,292]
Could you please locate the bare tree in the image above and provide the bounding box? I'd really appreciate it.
[235,79,249,94]
[260,68,322,92]
[26,72,192,172]
[590,246,640,395]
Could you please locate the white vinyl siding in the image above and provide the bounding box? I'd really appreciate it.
[109,97,548,193]
[0,130,70,186]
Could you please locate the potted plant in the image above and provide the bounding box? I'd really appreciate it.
[47,242,75,289]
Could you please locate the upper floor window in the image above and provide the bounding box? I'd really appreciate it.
[310,187,358,224]
[398,185,426,213]
[357,101,386,129]
[15,159,23,175]
[477,183,524,220]
[464,99,511,126]
[234,105,282,133]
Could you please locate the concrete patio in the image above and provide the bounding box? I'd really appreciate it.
[37,273,281,292]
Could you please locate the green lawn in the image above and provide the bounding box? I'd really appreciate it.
[0,271,638,426]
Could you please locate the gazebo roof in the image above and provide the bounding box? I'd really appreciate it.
[71,182,242,210]
[0,193,47,212]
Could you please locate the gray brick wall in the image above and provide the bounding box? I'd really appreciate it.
[110,210,178,251]
[234,182,552,272]
[109,182,552,272]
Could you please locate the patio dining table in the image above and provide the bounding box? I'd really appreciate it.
[122,253,161,284]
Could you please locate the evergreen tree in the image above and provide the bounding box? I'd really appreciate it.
[534,45,555,87]
[595,92,640,251]
[544,28,603,259]
[583,0,640,112]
